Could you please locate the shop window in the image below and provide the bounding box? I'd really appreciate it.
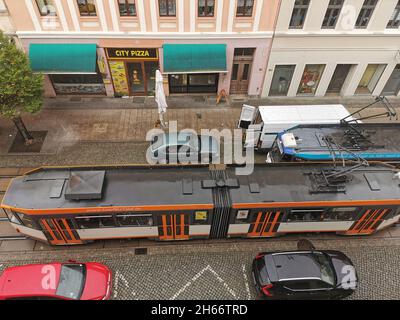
[289,0,310,29]
[35,0,57,16]
[355,64,386,95]
[198,0,215,17]
[322,0,344,29]
[116,214,153,227]
[77,0,97,16]
[75,215,115,229]
[269,65,295,96]
[387,1,400,28]
[118,0,136,16]
[355,0,378,29]
[159,0,176,17]
[169,74,219,94]
[297,64,325,96]
[236,0,254,17]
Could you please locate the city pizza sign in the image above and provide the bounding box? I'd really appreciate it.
[107,48,158,60]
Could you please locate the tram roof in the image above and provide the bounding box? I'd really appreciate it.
[227,164,400,205]
[2,164,400,212]
[2,166,214,211]
[278,123,400,156]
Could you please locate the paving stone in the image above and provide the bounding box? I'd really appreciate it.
[0,240,36,252]
[0,222,19,236]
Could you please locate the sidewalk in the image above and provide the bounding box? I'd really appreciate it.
[0,95,399,167]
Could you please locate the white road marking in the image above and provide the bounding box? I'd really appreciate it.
[170,265,238,300]
[113,270,129,299]
[242,264,251,300]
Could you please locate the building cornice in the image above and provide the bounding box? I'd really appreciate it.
[275,30,400,38]
[16,31,274,40]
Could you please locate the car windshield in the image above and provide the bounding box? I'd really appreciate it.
[56,264,86,300]
[311,252,336,286]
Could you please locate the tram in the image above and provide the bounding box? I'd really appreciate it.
[1,164,400,245]
[267,123,400,163]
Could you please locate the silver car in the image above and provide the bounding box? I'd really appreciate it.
[149,132,220,164]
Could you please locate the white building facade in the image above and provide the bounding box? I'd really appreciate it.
[262,0,400,98]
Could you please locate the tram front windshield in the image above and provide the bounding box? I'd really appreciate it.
[56,264,86,300]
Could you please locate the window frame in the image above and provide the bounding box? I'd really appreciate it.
[198,0,215,17]
[355,0,378,29]
[387,0,400,29]
[118,0,137,17]
[289,0,310,29]
[321,0,344,29]
[35,0,57,17]
[236,0,254,17]
[77,0,97,17]
[158,0,176,17]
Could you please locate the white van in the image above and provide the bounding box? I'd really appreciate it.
[238,104,356,152]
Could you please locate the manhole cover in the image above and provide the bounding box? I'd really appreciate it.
[134,248,148,255]
[8,131,47,153]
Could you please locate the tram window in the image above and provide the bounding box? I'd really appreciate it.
[194,211,208,224]
[324,207,357,221]
[286,209,325,222]
[4,209,22,225]
[116,214,154,227]
[235,210,249,223]
[15,212,37,229]
[75,215,115,229]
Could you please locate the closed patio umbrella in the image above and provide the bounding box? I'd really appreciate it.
[155,70,168,128]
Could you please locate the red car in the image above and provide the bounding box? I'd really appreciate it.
[0,261,112,300]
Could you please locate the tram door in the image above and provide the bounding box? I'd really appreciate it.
[346,208,391,235]
[40,218,82,245]
[158,214,190,240]
[248,211,282,237]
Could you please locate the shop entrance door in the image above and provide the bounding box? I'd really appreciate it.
[127,61,158,96]
[326,64,352,94]
[230,61,252,94]
[382,64,400,96]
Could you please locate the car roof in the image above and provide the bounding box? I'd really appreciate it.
[0,263,62,298]
[271,251,327,282]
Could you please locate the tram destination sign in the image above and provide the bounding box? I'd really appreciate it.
[107,48,158,60]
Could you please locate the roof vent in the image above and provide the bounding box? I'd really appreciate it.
[65,171,105,200]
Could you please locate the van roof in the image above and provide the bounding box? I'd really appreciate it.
[258,105,354,124]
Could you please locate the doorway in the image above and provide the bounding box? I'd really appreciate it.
[326,64,352,94]
[158,214,190,240]
[40,218,82,245]
[230,48,255,94]
[382,64,400,96]
[127,61,158,96]
[355,64,386,95]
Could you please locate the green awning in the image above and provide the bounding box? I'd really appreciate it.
[163,44,227,74]
[29,44,97,74]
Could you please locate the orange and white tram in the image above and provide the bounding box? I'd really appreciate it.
[1,164,400,245]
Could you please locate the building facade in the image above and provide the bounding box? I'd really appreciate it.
[0,0,15,34]
[5,0,280,98]
[262,0,400,98]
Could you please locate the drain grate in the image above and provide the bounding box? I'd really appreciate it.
[135,248,148,255]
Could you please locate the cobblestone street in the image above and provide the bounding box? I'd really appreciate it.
[0,237,399,300]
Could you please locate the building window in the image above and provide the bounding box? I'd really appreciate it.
[269,65,296,96]
[355,0,377,29]
[35,0,57,16]
[118,0,136,16]
[322,0,344,28]
[297,64,325,96]
[387,1,400,28]
[77,0,97,16]
[289,0,310,29]
[198,0,215,17]
[159,0,176,17]
[236,0,254,17]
